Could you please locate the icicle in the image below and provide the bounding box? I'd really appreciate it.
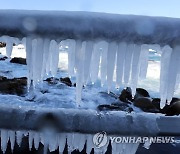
[67,133,74,153]
[67,39,76,77]
[41,38,51,79]
[160,45,172,108]
[49,40,60,77]
[25,37,33,89]
[58,133,66,154]
[166,45,180,103]
[116,42,127,88]
[34,132,40,150]
[130,44,141,96]
[86,135,93,154]
[1,129,8,154]
[107,41,118,92]
[48,133,58,152]
[28,131,34,150]
[16,131,23,147]
[123,43,134,87]
[75,40,85,105]
[83,41,94,84]
[90,41,102,83]
[100,41,108,86]
[8,130,15,152]
[139,44,149,79]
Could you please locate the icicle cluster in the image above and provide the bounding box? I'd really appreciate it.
[160,45,180,108]
[1,35,180,108]
[0,129,139,154]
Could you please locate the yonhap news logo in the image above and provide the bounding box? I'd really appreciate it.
[93,132,108,148]
[93,132,177,148]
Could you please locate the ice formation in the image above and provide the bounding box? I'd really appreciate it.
[0,129,140,154]
[0,32,180,108]
[0,11,180,112]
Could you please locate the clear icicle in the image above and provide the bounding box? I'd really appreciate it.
[25,37,33,89]
[83,41,94,84]
[8,130,15,152]
[49,40,60,77]
[41,38,51,79]
[16,131,23,147]
[58,133,66,154]
[48,133,58,152]
[67,133,74,153]
[67,39,76,77]
[6,39,13,58]
[166,45,180,103]
[116,42,127,88]
[90,41,102,83]
[75,40,85,105]
[34,132,40,150]
[130,44,141,96]
[28,131,34,150]
[33,38,44,85]
[1,129,8,154]
[123,43,134,87]
[160,45,172,108]
[86,135,93,154]
[107,42,118,92]
[139,44,149,79]
[100,41,108,86]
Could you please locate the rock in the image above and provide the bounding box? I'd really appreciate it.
[60,77,72,87]
[134,88,150,100]
[98,103,133,112]
[119,87,132,103]
[0,77,27,96]
[10,57,27,65]
[0,42,6,48]
[152,97,180,114]
[133,97,158,112]
[166,101,180,116]
[152,98,161,110]
[44,77,59,84]
[0,56,8,61]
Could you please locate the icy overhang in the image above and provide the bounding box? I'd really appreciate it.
[0,10,180,46]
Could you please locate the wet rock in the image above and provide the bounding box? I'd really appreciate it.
[0,42,6,48]
[152,98,161,110]
[44,77,59,84]
[166,101,180,116]
[119,87,132,103]
[0,56,8,61]
[98,103,133,112]
[133,97,158,112]
[10,57,27,65]
[60,77,72,87]
[0,76,27,96]
[134,88,150,100]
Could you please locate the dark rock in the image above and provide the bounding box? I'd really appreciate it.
[60,77,72,87]
[44,77,59,84]
[133,97,158,112]
[10,57,27,65]
[119,87,132,103]
[134,88,150,100]
[152,98,161,110]
[166,101,180,116]
[0,56,8,61]
[98,103,133,113]
[0,42,6,48]
[0,76,27,96]
[170,97,180,105]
